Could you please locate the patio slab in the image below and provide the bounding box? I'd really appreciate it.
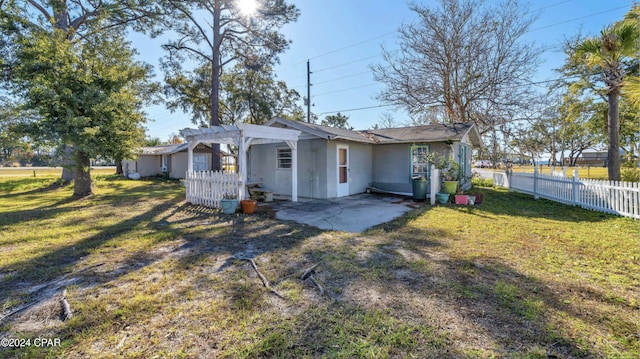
[267,193,425,233]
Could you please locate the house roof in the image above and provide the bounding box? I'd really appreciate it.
[138,143,233,156]
[266,117,482,148]
[368,122,482,147]
[266,117,374,143]
[140,143,188,155]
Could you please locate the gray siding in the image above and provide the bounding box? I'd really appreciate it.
[248,139,328,199]
[325,140,372,197]
[371,144,412,193]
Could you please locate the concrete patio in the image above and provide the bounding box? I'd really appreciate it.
[264,193,426,233]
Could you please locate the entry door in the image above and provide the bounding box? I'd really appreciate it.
[337,145,349,197]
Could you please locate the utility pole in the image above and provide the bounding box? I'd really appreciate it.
[306,60,311,123]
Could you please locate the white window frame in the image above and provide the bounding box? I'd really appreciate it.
[161,155,169,173]
[410,144,430,178]
[277,147,292,169]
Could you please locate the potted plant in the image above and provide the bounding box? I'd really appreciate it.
[454,188,469,205]
[436,192,450,204]
[220,193,238,214]
[424,152,460,195]
[240,198,257,214]
[474,190,484,205]
[443,161,461,194]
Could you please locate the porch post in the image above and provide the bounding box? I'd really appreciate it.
[286,140,298,202]
[238,136,253,200]
[187,141,196,173]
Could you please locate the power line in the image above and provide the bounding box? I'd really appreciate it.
[313,83,380,97]
[529,5,630,32]
[313,54,382,73]
[318,104,395,116]
[289,31,395,68]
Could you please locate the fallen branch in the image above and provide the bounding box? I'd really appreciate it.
[300,263,321,280]
[307,274,324,296]
[60,289,72,321]
[234,256,285,299]
[0,263,104,324]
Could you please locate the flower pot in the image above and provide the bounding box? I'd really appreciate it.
[468,195,476,205]
[220,199,238,214]
[443,181,458,195]
[240,199,257,214]
[436,192,450,204]
[454,194,469,205]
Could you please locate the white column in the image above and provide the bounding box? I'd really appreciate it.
[238,136,253,200]
[286,140,298,202]
[187,141,197,173]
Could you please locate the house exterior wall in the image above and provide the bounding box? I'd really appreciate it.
[122,148,211,179]
[325,140,372,197]
[371,144,412,194]
[248,138,372,199]
[248,139,328,199]
[371,142,455,194]
[123,155,160,177]
[171,152,188,179]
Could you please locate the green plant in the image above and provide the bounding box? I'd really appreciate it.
[424,152,461,181]
[223,192,237,199]
[621,158,639,182]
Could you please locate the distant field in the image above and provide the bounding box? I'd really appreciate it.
[496,165,610,180]
[0,166,116,177]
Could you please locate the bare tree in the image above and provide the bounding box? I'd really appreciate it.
[372,0,540,138]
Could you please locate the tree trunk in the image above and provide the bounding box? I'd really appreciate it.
[60,145,74,184]
[209,0,222,171]
[607,91,621,181]
[73,151,93,197]
[115,158,123,175]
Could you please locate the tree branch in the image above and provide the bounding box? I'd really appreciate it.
[26,0,51,20]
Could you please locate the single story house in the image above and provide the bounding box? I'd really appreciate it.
[246,117,482,199]
[123,143,235,179]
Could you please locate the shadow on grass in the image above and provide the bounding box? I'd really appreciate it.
[1,178,635,357]
[445,186,620,223]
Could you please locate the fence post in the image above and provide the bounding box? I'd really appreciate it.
[430,164,437,205]
[571,169,578,206]
[507,169,512,192]
[533,166,539,199]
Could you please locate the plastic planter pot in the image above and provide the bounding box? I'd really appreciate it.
[436,192,450,204]
[454,195,469,205]
[240,199,257,214]
[220,199,238,214]
[443,181,458,194]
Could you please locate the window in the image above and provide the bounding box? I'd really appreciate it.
[193,154,208,171]
[161,155,169,172]
[411,145,430,177]
[277,147,292,169]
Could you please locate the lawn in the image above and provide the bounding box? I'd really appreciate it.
[0,176,638,358]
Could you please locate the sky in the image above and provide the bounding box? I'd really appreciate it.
[135,0,635,141]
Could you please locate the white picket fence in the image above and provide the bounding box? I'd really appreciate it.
[184,171,239,208]
[498,168,640,219]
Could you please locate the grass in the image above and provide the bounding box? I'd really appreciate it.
[507,165,610,180]
[0,167,115,178]
[0,176,638,358]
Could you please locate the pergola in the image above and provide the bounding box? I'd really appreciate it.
[180,123,301,201]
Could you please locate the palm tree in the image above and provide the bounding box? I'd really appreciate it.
[572,7,639,181]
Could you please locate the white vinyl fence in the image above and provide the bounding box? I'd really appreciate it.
[496,168,640,219]
[184,171,240,208]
